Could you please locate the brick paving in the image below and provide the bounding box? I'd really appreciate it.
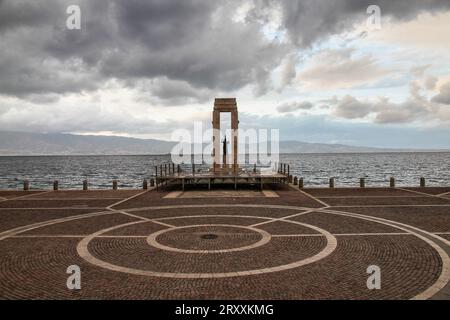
[0,185,449,300]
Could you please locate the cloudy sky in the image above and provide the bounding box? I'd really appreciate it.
[1,0,450,148]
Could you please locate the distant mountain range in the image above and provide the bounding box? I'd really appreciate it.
[0,131,446,155]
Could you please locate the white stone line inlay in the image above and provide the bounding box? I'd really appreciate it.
[147,224,272,254]
[76,212,337,279]
[249,209,317,228]
[320,208,450,300]
[106,189,152,209]
[288,185,330,207]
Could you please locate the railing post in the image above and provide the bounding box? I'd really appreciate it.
[390,177,395,188]
[420,177,426,188]
[329,177,335,188]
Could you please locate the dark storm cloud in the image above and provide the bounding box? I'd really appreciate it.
[270,0,450,47]
[0,0,287,99]
[1,0,450,100]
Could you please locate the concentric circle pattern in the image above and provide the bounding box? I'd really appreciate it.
[1,187,449,300]
[147,224,272,253]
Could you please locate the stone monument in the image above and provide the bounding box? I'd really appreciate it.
[212,98,239,173]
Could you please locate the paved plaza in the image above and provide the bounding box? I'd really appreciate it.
[0,185,449,299]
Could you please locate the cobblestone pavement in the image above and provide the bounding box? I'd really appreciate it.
[0,185,449,300]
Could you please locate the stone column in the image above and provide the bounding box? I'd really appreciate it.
[212,110,221,172]
[231,109,239,173]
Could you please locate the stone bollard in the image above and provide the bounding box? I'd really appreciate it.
[390,177,395,188]
[150,178,155,187]
[420,177,426,188]
[53,180,59,191]
[293,176,298,185]
[329,177,335,188]
[143,179,148,190]
[298,177,304,189]
[360,177,365,188]
[83,180,88,191]
[288,175,293,183]
[112,180,118,190]
[23,180,29,191]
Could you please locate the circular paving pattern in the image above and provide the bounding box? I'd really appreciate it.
[147,224,272,253]
[77,213,337,278]
[0,203,449,299]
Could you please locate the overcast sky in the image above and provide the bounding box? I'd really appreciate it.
[0,0,450,148]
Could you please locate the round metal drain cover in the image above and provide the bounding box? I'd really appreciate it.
[201,234,218,240]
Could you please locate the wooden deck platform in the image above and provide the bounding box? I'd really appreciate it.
[155,171,289,191]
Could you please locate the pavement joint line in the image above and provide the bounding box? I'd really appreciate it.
[317,195,427,199]
[319,208,450,300]
[249,209,318,227]
[271,234,324,237]
[397,187,450,201]
[0,210,115,241]
[273,232,412,237]
[15,197,127,201]
[1,190,53,202]
[107,208,151,221]
[326,204,450,208]
[106,188,154,209]
[288,184,330,207]
[125,204,318,213]
[333,232,411,236]
[108,208,177,228]
[153,214,276,222]
[0,207,108,210]
[8,231,416,238]
[322,208,450,248]
[10,235,149,238]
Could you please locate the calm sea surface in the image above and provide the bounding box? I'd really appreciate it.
[0,153,448,189]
